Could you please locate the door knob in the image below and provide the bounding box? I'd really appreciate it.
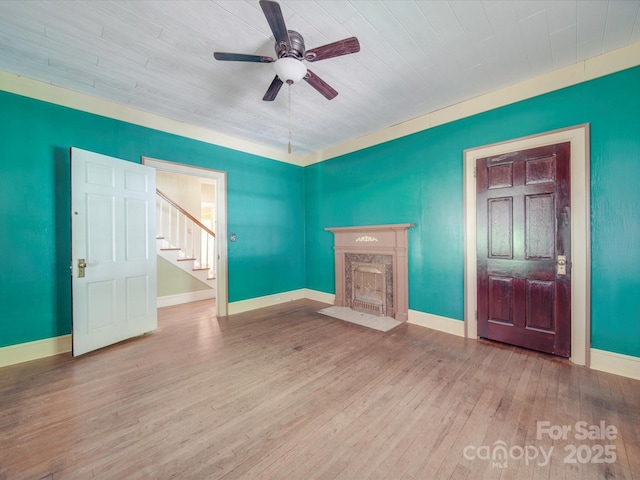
[556,255,567,275]
[78,259,87,278]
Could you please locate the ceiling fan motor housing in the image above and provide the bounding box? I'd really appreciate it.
[277,30,305,59]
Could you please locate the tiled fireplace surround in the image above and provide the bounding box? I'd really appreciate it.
[326,224,414,321]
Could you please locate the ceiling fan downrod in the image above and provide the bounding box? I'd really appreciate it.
[288,84,292,154]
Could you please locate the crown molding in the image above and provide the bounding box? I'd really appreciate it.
[1,41,639,168]
[302,41,640,166]
[0,70,307,166]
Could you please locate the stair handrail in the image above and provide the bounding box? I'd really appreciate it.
[156,188,215,238]
[156,188,216,280]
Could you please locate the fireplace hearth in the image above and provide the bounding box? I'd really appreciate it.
[326,224,414,321]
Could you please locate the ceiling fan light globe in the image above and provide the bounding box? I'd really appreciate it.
[273,57,307,84]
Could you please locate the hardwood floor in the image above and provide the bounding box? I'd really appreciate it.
[1,299,638,479]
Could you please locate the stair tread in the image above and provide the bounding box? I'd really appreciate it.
[160,247,181,251]
[177,257,197,261]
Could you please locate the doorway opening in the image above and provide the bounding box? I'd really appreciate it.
[464,125,590,366]
[142,157,228,317]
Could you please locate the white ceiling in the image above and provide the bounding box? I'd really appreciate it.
[0,1,639,156]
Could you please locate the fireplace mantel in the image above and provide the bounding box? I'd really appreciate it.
[326,224,414,321]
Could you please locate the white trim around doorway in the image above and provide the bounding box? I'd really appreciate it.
[142,157,229,317]
[463,125,590,366]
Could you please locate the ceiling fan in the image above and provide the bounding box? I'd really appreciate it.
[214,0,360,101]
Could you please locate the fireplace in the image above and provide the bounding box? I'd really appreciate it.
[326,224,414,321]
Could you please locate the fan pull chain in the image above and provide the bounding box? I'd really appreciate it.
[287,84,292,154]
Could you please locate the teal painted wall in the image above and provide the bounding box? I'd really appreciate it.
[305,66,640,358]
[0,91,305,348]
[1,66,638,359]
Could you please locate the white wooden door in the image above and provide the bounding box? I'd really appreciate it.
[71,147,157,356]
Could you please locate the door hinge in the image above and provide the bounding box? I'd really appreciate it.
[474,166,477,178]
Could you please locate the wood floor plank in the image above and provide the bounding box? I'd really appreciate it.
[0,299,638,479]
[250,331,428,479]
[381,345,496,478]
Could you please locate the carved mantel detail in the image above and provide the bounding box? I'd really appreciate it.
[355,235,378,243]
[325,223,415,322]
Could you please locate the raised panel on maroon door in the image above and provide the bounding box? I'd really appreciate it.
[488,276,513,325]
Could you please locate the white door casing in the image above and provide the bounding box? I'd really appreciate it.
[463,125,590,366]
[72,148,157,356]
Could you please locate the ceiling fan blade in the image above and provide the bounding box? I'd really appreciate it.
[304,37,360,62]
[304,70,338,100]
[263,75,284,101]
[214,52,274,63]
[259,0,290,49]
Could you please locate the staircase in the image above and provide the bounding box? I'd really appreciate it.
[156,188,216,290]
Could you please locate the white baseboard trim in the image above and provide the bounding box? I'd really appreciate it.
[407,310,465,337]
[302,289,335,304]
[157,289,215,308]
[4,300,637,382]
[0,335,72,368]
[590,348,640,381]
[228,289,307,315]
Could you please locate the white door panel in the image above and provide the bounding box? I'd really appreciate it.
[72,147,157,356]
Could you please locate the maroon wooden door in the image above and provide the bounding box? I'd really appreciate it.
[476,142,571,357]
